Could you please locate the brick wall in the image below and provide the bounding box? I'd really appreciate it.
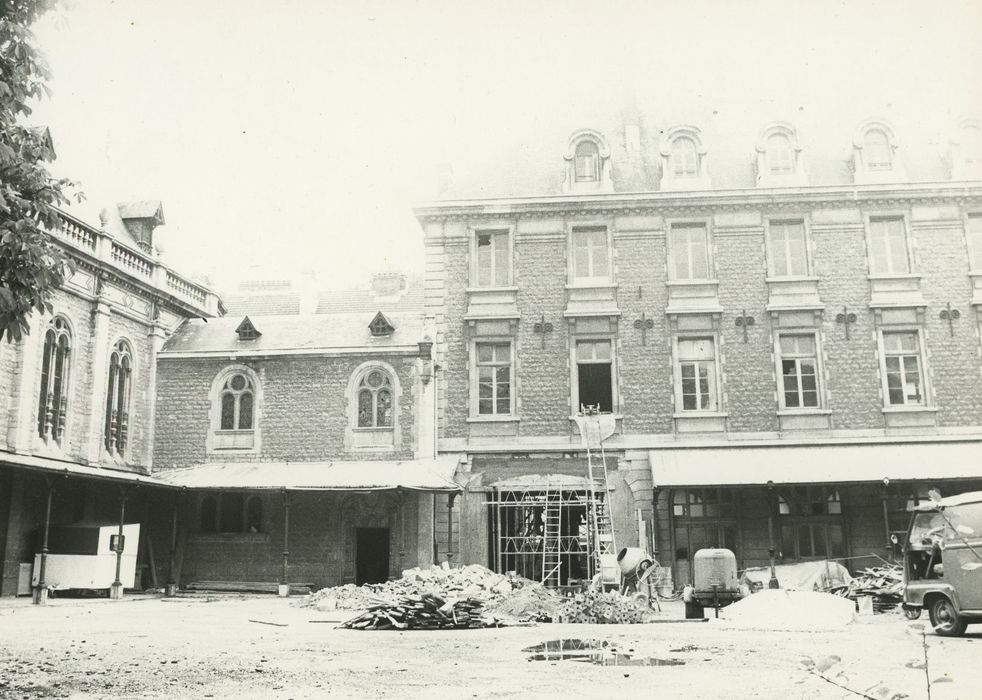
[153,353,420,469]
[440,239,469,438]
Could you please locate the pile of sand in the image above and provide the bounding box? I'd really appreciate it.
[719,589,855,631]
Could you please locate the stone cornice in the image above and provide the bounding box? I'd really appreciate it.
[414,181,982,223]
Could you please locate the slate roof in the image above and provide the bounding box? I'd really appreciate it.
[223,293,301,316]
[315,286,424,315]
[436,92,966,201]
[161,310,425,354]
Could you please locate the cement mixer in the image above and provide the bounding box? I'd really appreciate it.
[616,547,661,611]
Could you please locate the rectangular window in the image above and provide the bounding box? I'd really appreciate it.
[575,340,613,413]
[778,334,819,409]
[476,342,512,415]
[882,331,924,406]
[571,227,610,281]
[768,220,808,277]
[967,214,982,269]
[475,230,510,287]
[677,338,717,411]
[669,223,710,280]
[868,217,910,274]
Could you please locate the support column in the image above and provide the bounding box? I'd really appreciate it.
[278,490,290,597]
[650,486,660,562]
[7,310,43,452]
[143,320,168,469]
[86,300,112,465]
[33,476,56,605]
[446,492,457,566]
[416,491,434,568]
[397,488,406,573]
[110,487,128,600]
[881,478,893,559]
[766,481,780,589]
[166,490,180,597]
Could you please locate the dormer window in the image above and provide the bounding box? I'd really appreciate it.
[852,119,903,183]
[369,311,395,336]
[574,140,600,183]
[864,129,892,170]
[755,122,806,186]
[671,137,699,177]
[563,130,612,193]
[235,317,261,341]
[766,134,794,173]
[659,126,711,191]
[951,117,982,180]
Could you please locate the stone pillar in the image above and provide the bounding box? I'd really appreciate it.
[143,322,168,470]
[415,492,435,568]
[86,301,112,464]
[6,311,43,452]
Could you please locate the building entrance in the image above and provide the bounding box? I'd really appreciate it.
[355,527,390,584]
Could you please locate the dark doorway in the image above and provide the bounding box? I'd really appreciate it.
[355,527,390,584]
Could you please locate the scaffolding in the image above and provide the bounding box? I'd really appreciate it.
[485,407,617,589]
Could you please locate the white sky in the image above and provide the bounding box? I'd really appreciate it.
[30,0,982,295]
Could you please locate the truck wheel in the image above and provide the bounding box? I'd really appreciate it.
[684,601,704,619]
[903,605,922,621]
[928,597,967,637]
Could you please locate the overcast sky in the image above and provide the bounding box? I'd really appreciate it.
[30,0,982,294]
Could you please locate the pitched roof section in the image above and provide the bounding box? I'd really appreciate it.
[315,286,424,315]
[223,292,301,316]
[435,94,962,200]
[117,200,165,225]
[161,311,425,355]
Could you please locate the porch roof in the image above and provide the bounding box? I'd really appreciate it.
[153,456,461,492]
[0,450,159,486]
[648,441,982,488]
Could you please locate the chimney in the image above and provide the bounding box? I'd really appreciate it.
[371,271,407,299]
[117,200,165,254]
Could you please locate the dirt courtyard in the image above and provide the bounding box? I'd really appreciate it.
[0,594,979,699]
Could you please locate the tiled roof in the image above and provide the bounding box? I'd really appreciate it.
[161,310,425,354]
[222,293,301,316]
[315,287,424,315]
[437,94,963,200]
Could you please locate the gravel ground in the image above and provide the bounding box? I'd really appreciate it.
[0,593,979,699]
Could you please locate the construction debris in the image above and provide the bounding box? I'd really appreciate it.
[827,565,904,612]
[297,564,562,623]
[557,591,651,624]
[339,593,495,630]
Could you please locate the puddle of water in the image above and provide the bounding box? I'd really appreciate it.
[523,639,686,667]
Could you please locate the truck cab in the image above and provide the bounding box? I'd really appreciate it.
[903,491,982,636]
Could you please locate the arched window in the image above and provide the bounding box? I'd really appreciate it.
[37,316,72,445]
[574,140,600,182]
[864,128,892,170]
[766,133,794,173]
[357,369,393,428]
[220,372,254,431]
[671,136,699,177]
[104,340,133,456]
[962,124,982,168]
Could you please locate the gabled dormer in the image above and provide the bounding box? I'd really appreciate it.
[118,200,165,254]
[755,122,807,187]
[369,311,395,336]
[235,316,261,341]
[659,125,711,191]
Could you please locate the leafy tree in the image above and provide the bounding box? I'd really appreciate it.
[0,0,79,342]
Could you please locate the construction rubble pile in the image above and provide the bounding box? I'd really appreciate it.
[827,565,904,612]
[558,590,651,624]
[340,593,491,630]
[298,563,563,625]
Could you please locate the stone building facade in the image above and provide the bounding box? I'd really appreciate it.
[416,109,982,587]
[0,203,222,597]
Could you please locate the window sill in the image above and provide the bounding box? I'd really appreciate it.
[881,405,937,413]
[765,276,819,284]
[566,281,617,290]
[352,427,395,432]
[466,286,519,293]
[867,273,922,281]
[777,409,832,416]
[665,278,719,287]
[673,411,727,419]
[882,405,937,429]
[467,415,520,423]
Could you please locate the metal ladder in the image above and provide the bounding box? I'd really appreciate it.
[541,487,562,587]
[581,407,616,583]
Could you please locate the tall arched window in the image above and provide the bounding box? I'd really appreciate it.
[864,128,892,170]
[357,369,393,428]
[104,340,133,456]
[766,133,794,173]
[37,316,72,445]
[573,140,600,182]
[220,372,254,431]
[671,136,699,177]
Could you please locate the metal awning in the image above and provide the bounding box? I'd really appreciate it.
[153,456,461,492]
[649,441,982,488]
[0,450,163,486]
